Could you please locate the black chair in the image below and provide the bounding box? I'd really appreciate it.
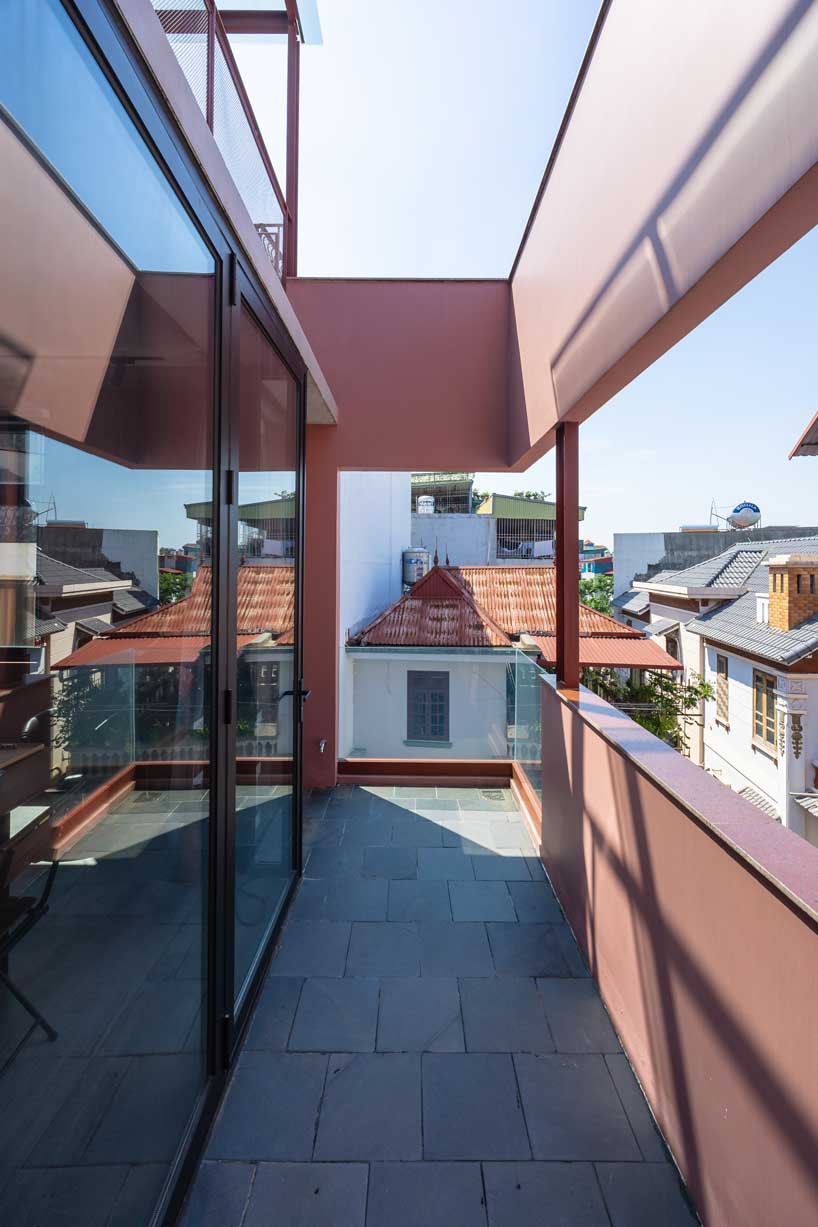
[0,845,59,1061]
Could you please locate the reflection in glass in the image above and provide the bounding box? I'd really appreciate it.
[232,306,297,1002]
[0,4,214,1222]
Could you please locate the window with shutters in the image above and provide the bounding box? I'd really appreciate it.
[406,671,450,742]
[715,655,729,725]
[753,670,777,752]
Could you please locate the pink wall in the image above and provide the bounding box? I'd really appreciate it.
[288,279,512,470]
[540,678,818,1227]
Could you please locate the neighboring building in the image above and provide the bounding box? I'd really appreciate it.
[410,472,474,515]
[410,492,587,565]
[32,550,140,670]
[623,538,818,846]
[345,564,679,758]
[613,524,818,596]
[580,539,613,575]
[159,547,197,575]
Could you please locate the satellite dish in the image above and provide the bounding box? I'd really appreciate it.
[727,501,761,529]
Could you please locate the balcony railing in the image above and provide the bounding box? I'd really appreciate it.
[152,0,290,279]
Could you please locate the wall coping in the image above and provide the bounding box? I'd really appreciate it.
[541,674,818,928]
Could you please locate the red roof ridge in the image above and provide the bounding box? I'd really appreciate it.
[349,564,512,648]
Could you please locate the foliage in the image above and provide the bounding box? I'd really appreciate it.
[579,573,614,614]
[159,570,191,605]
[581,667,714,752]
[471,488,490,511]
[512,489,551,502]
[53,667,133,754]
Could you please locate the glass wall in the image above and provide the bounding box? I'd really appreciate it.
[232,304,298,1003]
[0,2,214,1222]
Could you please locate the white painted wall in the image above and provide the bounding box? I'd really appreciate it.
[102,528,159,597]
[338,473,411,757]
[349,652,510,759]
[411,513,495,565]
[613,532,666,595]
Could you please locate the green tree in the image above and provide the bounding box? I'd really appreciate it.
[512,489,551,502]
[471,488,490,512]
[582,667,713,752]
[159,570,191,605]
[579,573,614,613]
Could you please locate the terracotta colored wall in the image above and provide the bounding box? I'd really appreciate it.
[303,424,340,788]
[288,280,511,470]
[539,678,818,1227]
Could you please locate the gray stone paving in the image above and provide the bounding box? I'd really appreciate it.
[185,785,697,1226]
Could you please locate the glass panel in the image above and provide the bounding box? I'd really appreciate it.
[232,304,297,1003]
[0,4,214,1222]
[511,649,546,796]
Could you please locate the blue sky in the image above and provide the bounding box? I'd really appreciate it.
[235,0,818,546]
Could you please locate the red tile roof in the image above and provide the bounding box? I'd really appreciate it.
[105,564,294,638]
[350,565,644,649]
[446,566,641,637]
[351,567,511,648]
[58,634,261,668]
[532,635,682,670]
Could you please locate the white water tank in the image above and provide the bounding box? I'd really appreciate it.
[403,547,431,586]
[416,495,435,515]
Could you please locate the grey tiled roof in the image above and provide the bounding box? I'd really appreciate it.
[689,591,818,663]
[645,617,679,637]
[615,590,649,616]
[36,552,102,587]
[114,590,156,615]
[34,616,66,638]
[653,545,765,590]
[84,567,124,583]
[75,617,115,636]
[737,785,779,819]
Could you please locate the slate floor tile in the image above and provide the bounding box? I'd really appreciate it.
[449,881,516,922]
[377,977,464,1052]
[362,846,418,879]
[388,880,452,922]
[595,1162,698,1226]
[181,1161,254,1227]
[244,1163,368,1227]
[269,922,351,978]
[367,1162,486,1227]
[24,1057,130,1165]
[514,1054,641,1160]
[244,978,304,1050]
[483,1161,609,1227]
[537,979,620,1053]
[345,922,419,977]
[340,816,394,848]
[604,1054,667,1161]
[486,923,569,977]
[305,848,363,878]
[442,821,494,854]
[554,924,590,977]
[508,881,563,923]
[289,978,379,1052]
[0,1165,132,1227]
[208,1052,327,1160]
[422,1053,530,1159]
[472,855,533,881]
[314,1053,421,1160]
[288,879,329,921]
[419,922,494,976]
[460,977,553,1053]
[303,819,345,848]
[417,849,475,880]
[490,820,531,849]
[323,879,389,922]
[83,1054,201,1164]
[391,817,444,847]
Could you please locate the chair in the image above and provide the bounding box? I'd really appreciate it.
[0,845,59,1063]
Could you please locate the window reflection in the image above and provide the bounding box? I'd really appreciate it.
[0,5,215,1222]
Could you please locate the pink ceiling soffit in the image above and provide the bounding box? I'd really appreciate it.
[509,0,818,467]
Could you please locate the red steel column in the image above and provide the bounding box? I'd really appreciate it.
[302,425,339,788]
[555,420,580,689]
[285,12,300,278]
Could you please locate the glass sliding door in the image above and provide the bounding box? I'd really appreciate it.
[0,3,216,1223]
[231,298,301,1006]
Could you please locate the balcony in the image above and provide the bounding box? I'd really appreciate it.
[182,780,697,1227]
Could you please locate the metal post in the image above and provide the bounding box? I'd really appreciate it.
[285,11,300,278]
[205,0,215,131]
[556,421,580,689]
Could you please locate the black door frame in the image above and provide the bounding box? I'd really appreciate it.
[49,3,309,1223]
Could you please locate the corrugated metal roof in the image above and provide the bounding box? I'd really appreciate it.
[351,567,511,648]
[111,563,294,638]
[446,566,641,637]
[532,636,682,670]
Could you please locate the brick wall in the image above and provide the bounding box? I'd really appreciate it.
[768,564,818,630]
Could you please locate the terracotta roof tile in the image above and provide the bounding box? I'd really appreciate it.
[532,635,683,670]
[110,563,294,638]
[445,566,641,637]
[351,566,511,648]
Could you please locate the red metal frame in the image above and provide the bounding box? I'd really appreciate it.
[286,4,301,277]
[555,420,580,688]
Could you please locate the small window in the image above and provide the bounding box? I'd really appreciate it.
[811,574,816,595]
[716,655,729,724]
[797,574,803,594]
[772,573,778,593]
[753,670,776,751]
[407,671,450,742]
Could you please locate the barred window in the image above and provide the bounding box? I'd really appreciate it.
[407,671,449,742]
